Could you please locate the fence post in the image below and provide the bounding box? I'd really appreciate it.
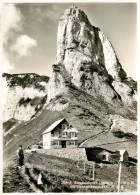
[92,162,95,181]
[117,161,122,192]
[77,153,80,168]
[84,161,86,173]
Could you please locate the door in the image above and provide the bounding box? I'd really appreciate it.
[102,155,106,161]
[62,141,66,148]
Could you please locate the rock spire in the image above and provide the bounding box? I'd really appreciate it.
[47,5,137,109]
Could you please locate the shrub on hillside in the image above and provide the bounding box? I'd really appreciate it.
[113,130,137,140]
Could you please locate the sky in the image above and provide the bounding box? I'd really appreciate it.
[2,3,137,80]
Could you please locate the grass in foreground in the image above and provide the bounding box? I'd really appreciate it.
[25,152,137,192]
[3,152,137,193]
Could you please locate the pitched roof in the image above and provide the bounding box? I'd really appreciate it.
[42,118,65,134]
[80,131,135,148]
[80,130,137,157]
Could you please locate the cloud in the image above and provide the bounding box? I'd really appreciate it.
[2,4,22,41]
[1,4,22,73]
[11,34,37,57]
[29,5,61,23]
[1,52,14,73]
[2,4,37,72]
[0,52,13,118]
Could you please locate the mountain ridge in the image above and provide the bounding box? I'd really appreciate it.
[3,5,137,166]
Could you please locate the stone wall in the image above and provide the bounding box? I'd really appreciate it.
[27,148,87,161]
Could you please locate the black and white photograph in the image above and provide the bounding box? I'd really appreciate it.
[1,1,138,193]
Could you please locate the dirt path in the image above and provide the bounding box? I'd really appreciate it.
[3,165,33,193]
[3,154,137,193]
[3,163,47,193]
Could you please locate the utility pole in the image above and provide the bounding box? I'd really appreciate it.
[117,161,122,192]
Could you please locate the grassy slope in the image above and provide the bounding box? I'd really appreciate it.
[3,150,137,192]
[4,152,137,193]
[3,118,19,133]
[26,153,137,192]
[4,86,137,166]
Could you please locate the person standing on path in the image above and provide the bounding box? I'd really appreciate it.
[17,145,24,168]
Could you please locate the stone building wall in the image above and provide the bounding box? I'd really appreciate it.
[28,148,87,161]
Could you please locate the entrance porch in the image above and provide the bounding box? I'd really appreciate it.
[51,139,78,148]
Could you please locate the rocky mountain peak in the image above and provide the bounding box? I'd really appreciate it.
[47,6,137,111]
[60,5,90,25]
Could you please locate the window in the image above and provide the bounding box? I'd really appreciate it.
[62,124,68,129]
[69,141,75,145]
[62,132,68,137]
[65,124,69,129]
[52,140,59,145]
[70,132,77,137]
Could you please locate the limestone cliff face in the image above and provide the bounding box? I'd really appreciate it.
[3,73,49,122]
[48,5,137,109]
